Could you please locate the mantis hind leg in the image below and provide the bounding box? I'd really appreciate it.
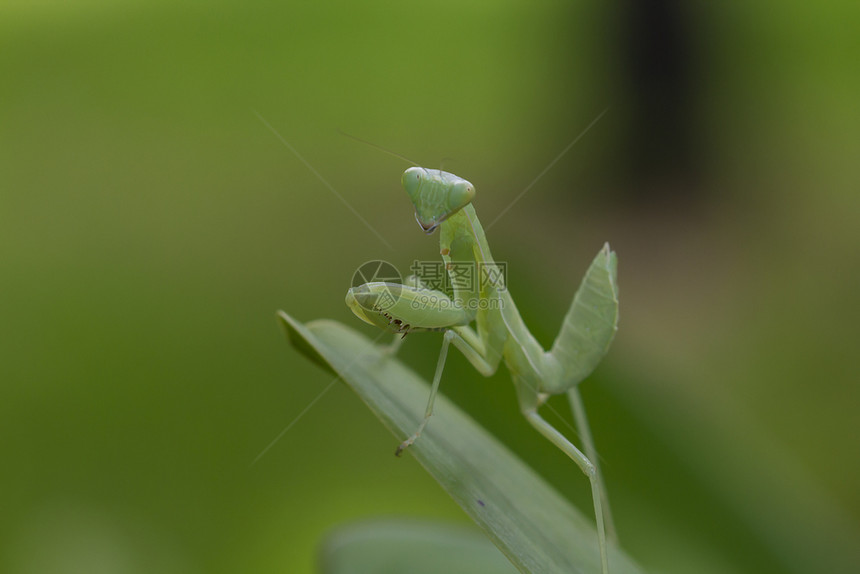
[568,386,617,543]
[523,407,610,574]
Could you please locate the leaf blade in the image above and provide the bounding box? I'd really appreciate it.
[279,311,646,574]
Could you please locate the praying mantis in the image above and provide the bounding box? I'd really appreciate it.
[345,166,620,574]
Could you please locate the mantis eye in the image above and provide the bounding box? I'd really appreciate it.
[448,180,476,210]
[402,167,424,196]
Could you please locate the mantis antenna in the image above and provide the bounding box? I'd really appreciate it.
[337,130,420,167]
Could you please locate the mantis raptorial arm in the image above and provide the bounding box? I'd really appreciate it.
[345,166,619,574]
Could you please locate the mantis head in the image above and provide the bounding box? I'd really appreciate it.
[402,167,475,234]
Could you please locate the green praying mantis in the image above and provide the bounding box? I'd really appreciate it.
[345,166,620,574]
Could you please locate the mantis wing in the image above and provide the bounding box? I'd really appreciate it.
[545,243,619,394]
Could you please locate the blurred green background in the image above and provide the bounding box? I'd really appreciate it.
[2,1,858,573]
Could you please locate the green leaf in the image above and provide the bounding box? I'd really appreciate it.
[319,519,519,574]
[279,311,647,574]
